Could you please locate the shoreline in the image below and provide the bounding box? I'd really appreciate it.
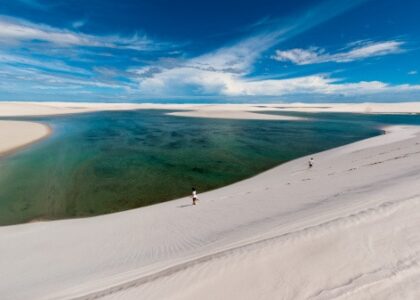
[6,100,417,161]
[1,125,420,299]
[0,121,52,157]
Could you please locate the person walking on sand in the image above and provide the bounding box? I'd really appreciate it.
[192,187,198,205]
[308,157,314,168]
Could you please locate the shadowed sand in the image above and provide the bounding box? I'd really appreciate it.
[1,124,420,299]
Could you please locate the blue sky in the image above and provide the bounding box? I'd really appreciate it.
[0,0,419,102]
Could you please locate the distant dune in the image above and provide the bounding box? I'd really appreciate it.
[1,101,420,118]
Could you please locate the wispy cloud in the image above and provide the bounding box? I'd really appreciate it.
[0,63,135,94]
[0,52,90,75]
[0,16,161,51]
[0,14,169,100]
[272,40,404,65]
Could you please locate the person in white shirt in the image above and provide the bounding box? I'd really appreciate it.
[192,187,198,205]
[308,157,314,168]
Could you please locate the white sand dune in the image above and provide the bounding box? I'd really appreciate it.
[0,102,161,117]
[1,124,420,300]
[0,121,51,156]
[266,102,420,114]
[166,102,420,119]
[1,101,420,119]
[0,102,300,120]
[166,109,303,120]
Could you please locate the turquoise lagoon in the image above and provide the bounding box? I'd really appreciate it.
[0,110,419,225]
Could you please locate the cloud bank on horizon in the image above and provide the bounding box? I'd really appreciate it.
[0,0,419,102]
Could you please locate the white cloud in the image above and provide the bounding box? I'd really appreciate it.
[135,35,415,98]
[271,47,323,65]
[0,16,157,50]
[338,40,404,61]
[135,30,287,95]
[132,15,412,98]
[137,61,420,97]
[272,40,404,65]
[408,70,418,75]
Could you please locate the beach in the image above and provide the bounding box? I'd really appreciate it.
[0,120,51,156]
[1,102,420,299]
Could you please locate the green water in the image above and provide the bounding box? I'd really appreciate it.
[0,110,419,225]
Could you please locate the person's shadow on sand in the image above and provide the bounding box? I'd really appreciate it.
[177,204,194,208]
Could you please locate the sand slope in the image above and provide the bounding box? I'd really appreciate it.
[1,125,420,299]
